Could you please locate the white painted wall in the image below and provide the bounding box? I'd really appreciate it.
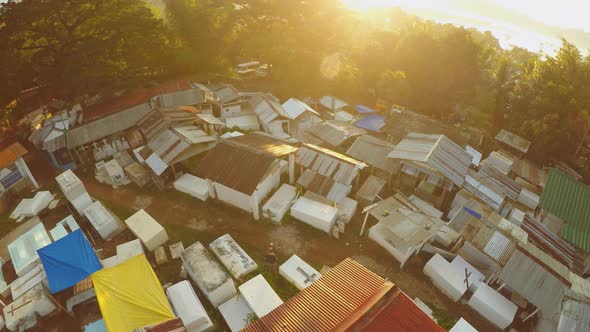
[221,104,242,118]
[214,183,253,213]
[254,163,280,204]
[211,163,280,220]
[250,163,281,220]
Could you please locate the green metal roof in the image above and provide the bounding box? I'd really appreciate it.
[540,169,590,252]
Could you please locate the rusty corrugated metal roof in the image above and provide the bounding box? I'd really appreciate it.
[83,80,192,123]
[0,142,27,169]
[242,258,383,332]
[242,258,444,332]
[135,318,186,332]
[194,142,275,195]
[449,208,516,265]
[351,289,445,332]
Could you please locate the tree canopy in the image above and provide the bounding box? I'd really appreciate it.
[1,0,589,171]
[0,0,171,104]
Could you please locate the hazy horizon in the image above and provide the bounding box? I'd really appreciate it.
[343,0,590,55]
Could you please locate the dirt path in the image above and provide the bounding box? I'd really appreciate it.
[84,177,500,331]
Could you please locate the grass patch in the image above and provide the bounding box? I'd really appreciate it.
[154,259,183,286]
[242,262,299,302]
[0,212,19,239]
[101,200,136,220]
[164,223,218,248]
[429,303,458,331]
[157,188,202,206]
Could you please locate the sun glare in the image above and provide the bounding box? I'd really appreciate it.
[341,0,400,11]
[341,0,439,13]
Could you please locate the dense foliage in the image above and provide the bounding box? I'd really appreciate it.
[1,0,589,169]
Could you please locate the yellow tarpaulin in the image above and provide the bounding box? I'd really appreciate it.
[92,254,175,332]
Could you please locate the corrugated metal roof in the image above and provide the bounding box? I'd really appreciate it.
[477,161,522,201]
[307,120,367,147]
[495,129,531,154]
[540,169,590,252]
[519,241,572,282]
[65,103,152,148]
[213,86,240,104]
[357,289,445,332]
[369,196,414,222]
[83,80,191,123]
[243,258,443,332]
[307,173,335,197]
[569,272,590,300]
[137,107,199,140]
[465,145,482,166]
[497,249,567,316]
[356,175,386,204]
[194,142,275,195]
[251,94,289,124]
[135,317,186,332]
[242,258,385,332]
[448,208,515,265]
[297,169,334,197]
[498,149,547,189]
[553,160,583,181]
[300,144,366,167]
[388,133,471,187]
[558,299,590,332]
[481,231,512,263]
[0,142,27,169]
[463,171,506,212]
[195,113,225,126]
[226,132,298,157]
[521,214,585,274]
[281,98,319,119]
[146,129,189,164]
[394,211,445,246]
[319,96,348,110]
[156,88,204,108]
[326,182,351,202]
[346,135,396,172]
[295,144,366,186]
[172,126,217,145]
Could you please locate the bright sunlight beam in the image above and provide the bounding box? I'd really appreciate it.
[341,0,436,12]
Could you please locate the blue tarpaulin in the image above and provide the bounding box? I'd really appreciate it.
[355,105,377,114]
[464,207,482,219]
[38,229,102,293]
[354,114,385,132]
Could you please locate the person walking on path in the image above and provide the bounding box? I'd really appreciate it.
[265,243,278,274]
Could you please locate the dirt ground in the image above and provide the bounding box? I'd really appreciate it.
[79,176,504,332]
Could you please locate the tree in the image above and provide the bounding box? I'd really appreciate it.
[376,70,409,105]
[510,40,590,163]
[0,0,172,101]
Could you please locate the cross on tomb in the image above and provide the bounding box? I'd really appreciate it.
[463,268,472,290]
[6,300,32,316]
[296,266,317,284]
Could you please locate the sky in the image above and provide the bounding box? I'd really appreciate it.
[342,0,590,55]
